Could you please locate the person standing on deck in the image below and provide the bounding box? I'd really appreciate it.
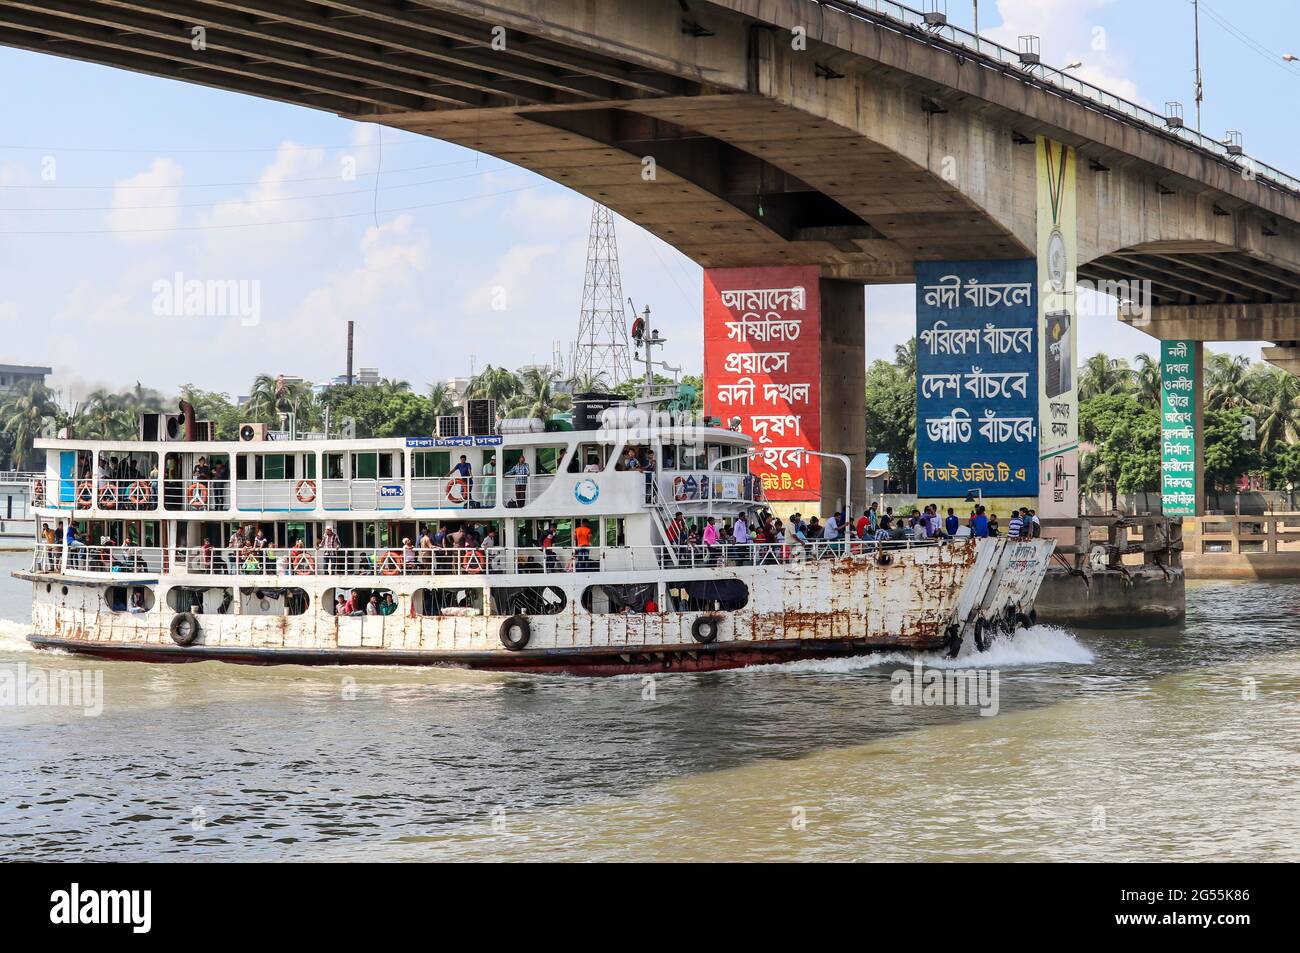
[508,456,530,506]
[449,455,473,508]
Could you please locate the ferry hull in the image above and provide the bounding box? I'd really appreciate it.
[21,539,1055,675]
[26,633,929,675]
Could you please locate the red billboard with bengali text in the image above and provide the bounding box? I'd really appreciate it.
[704,265,821,501]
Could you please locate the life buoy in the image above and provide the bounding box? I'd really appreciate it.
[691,615,722,644]
[292,550,316,575]
[170,611,200,647]
[128,480,150,507]
[294,479,317,504]
[379,551,403,575]
[499,614,530,650]
[98,482,118,509]
[672,475,687,501]
[75,480,93,507]
[461,549,486,574]
[187,481,208,508]
[446,478,468,503]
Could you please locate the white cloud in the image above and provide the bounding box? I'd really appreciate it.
[986,0,1145,105]
[104,157,184,241]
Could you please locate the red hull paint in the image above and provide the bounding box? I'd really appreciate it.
[27,634,944,676]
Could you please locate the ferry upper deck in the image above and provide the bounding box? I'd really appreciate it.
[30,406,763,526]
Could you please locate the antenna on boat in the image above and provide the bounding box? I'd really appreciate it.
[628,299,666,400]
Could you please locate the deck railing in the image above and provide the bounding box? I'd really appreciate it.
[29,537,956,579]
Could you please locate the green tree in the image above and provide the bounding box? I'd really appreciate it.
[864,342,916,492]
[1204,352,1252,411]
[1078,353,1134,400]
[465,365,520,405]
[0,381,59,470]
[505,367,572,421]
[1203,408,1262,490]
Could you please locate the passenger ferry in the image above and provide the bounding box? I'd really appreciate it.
[16,391,1053,674]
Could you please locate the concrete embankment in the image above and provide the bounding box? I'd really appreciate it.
[1036,566,1185,627]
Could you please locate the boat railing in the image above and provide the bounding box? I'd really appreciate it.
[30,537,955,579]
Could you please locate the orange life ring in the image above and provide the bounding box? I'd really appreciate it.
[292,550,316,575]
[672,476,687,501]
[98,482,117,509]
[187,481,208,508]
[379,551,403,576]
[76,480,93,507]
[294,479,317,504]
[461,548,486,574]
[445,478,468,503]
[128,480,150,507]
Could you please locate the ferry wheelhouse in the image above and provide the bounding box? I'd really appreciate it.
[17,393,1053,674]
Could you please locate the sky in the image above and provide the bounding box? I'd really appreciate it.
[0,0,1297,404]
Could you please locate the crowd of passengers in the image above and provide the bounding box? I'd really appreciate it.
[70,454,229,510]
[38,500,1042,578]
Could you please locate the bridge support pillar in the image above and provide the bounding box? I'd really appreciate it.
[703,266,865,521]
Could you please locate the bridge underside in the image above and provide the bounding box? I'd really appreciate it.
[4,0,1300,367]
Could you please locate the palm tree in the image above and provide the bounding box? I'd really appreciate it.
[465,365,519,405]
[428,382,459,419]
[1255,368,1300,453]
[1079,448,1119,513]
[379,377,411,393]
[1204,352,1252,411]
[1133,352,1161,404]
[894,337,917,378]
[505,367,572,421]
[0,381,59,470]
[567,370,609,395]
[1078,353,1134,400]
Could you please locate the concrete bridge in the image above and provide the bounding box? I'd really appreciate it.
[3,0,1300,512]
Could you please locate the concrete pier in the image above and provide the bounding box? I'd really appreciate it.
[1038,515,1186,626]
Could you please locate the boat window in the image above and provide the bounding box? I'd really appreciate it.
[676,441,706,471]
[413,451,450,478]
[106,585,156,613]
[411,588,483,617]
[165,586,233,615]
[324,453,345,479]
[535,445,566,475]
[240,587,310,616]
[604,518,625,547]
[660,444,677,469]
[489,586,566,615]
[581,583,656,614]
[351,452,402,480]
[323,586,397,615]
[254,454,294,480]
[667,579,749,611]
[567,443,610,473]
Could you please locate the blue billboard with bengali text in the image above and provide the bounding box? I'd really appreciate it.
[915,259,1038,498]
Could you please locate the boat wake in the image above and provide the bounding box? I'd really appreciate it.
[0,619,34,655]
[728,624,1094,676]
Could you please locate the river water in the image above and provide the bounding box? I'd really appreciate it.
[1,547,1297,861]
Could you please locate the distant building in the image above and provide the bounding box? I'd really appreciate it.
[442,376,474,401]
[0,363,52,397]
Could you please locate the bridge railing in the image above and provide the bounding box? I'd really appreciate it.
[840,0,1300,195]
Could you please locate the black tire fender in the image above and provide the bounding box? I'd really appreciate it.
[691,615,722,644]
[1015,611,1033,630]
[170,611,200,647]
[499,614,530,651]
[943,623,962,659]
[973,617,992,653]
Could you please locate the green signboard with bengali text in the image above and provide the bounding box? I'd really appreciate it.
[1160,340,1198,516]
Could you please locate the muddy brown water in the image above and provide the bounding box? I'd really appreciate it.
[1,549,1296,861]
